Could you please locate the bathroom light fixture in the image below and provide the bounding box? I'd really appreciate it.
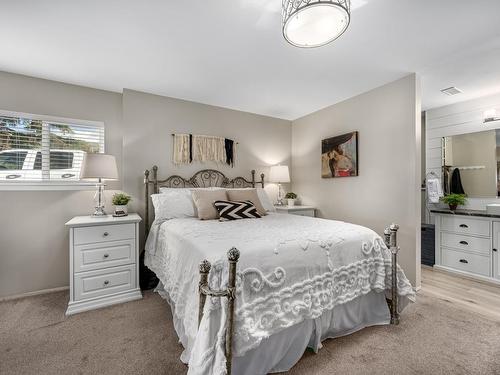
[282,0,351,48]
[484,109,500,124]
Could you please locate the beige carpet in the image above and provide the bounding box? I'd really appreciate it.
[1,290,500,375]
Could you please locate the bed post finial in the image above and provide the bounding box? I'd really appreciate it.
[385,223,400,325]
[251,170,256,187]
[260,173,265,188]
[152,165,159,194]
[198,260,211,327]
[226,247,239,375]
[144,169,150,237]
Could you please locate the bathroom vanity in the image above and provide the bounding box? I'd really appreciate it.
[432,209,500,284]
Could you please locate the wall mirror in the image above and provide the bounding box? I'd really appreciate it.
[442,129,500,197]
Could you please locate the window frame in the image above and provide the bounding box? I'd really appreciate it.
[0,109,105,191]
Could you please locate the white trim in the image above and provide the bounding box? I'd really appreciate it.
[0,109,104,128]
[0,286,69,302]
[433,265,500,287]
[0,181,96,191]
[66,289,142,315]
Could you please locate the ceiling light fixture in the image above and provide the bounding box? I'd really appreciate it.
[282,0,351,48]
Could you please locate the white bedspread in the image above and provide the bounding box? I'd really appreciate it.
[145,213,415,374]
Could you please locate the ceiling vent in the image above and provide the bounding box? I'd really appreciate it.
[440,86,462,96]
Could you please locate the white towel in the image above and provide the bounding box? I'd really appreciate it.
[426,178,443,203]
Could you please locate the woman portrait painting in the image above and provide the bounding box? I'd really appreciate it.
[321,131,358,178]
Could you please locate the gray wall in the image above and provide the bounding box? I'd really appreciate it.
[121,89,292,244]
[0,73,291,298]
[0,72,420,297]
[0,71,123,298]
[291,74,422,287]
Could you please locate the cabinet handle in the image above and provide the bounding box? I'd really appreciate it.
[493,248,498,252]
[459,259,468,264]
[103,232,109,237]
[103,254,109,258]
[459,241,468,245]
[103,280,110,286]
[459,224,468,228]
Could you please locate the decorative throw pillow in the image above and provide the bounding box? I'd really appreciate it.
[226,188,267,216]
[191,189,228,220]
[213,200,262,221]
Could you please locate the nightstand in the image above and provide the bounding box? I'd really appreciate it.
[275,205,315,217]
[65,214,142,315]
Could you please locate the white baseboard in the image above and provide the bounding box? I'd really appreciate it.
[433,265,500,287]
[66,289,143,315]
[0,286,69,302]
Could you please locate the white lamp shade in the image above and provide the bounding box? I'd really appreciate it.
[81,153,118,180]
[269,165,290,183]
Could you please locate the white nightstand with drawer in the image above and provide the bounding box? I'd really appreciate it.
[65,214,142,315]
[275,205,315,217]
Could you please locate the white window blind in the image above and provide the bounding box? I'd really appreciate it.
[0,113,104,182]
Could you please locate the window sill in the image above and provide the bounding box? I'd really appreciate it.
[0,181,97,191]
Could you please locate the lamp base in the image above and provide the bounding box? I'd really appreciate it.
[276,183,286,206]
[91,179,107,217]
[91,206,107,217]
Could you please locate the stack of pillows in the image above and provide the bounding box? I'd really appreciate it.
[151,187,275,222]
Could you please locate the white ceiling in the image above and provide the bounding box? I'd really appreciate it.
[1,0,499,120]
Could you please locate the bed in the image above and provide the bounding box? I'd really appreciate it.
[143,167,415,375]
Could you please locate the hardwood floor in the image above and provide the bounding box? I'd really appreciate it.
[421,266,500,322]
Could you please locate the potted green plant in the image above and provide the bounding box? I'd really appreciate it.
[285,192,297,207]
[441,193,467,211]
[112,193,132,216]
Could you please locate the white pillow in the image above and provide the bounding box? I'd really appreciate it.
[151,190,196,220]
[256,187,275,212]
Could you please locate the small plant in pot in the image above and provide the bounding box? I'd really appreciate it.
[441,194,467,211]
[112,193,132,216]
[285,192,297,207]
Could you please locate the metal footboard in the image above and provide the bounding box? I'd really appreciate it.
[198,247,240,375]
[384,223,400,325]
[198,223,401,373]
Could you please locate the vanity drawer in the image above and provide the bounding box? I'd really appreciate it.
[74,223,135,245]
[441,233,490,256]
[441,248,490,277]
[74,239,135,272]
[440,216,490,237]
[74,265,136,301]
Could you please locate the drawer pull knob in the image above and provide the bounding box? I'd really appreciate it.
[459,224,468,228]
[103,232,109,237]
[459,259,468,264]
[103,280,110,286]
[493,248,498,252]
[103,254,109,258]
[459,241,468,245]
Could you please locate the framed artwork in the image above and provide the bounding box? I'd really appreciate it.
[321,131,358,178]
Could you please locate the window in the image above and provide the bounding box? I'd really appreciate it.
[0,111,104,184]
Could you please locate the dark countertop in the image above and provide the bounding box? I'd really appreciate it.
[430,208,500,219]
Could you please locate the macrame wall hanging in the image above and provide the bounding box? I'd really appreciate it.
[172,133,236,167]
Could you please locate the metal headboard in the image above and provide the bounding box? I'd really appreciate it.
[143,166,265,235]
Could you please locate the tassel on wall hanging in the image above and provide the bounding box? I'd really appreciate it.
[172,133,236,167]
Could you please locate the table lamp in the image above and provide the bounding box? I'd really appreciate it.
[81,153,118,217]
[269,165,290,206]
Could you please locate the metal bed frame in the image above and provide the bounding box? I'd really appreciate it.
[144,166,401,375]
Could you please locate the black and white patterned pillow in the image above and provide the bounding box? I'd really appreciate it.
[213,200,262,221]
